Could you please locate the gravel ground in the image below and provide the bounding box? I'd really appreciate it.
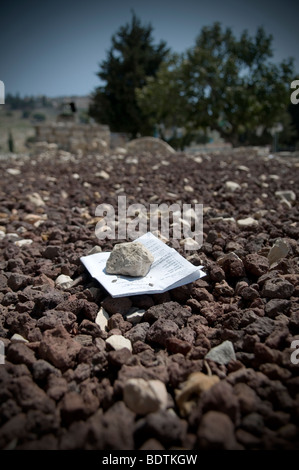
[0,147,298,450]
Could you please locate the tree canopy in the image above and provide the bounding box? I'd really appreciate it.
[89,12,169,137]
[137,23,295,147]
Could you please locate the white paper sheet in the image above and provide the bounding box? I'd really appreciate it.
[80,232,206,298]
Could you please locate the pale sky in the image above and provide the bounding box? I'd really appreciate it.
[1,0,298,97]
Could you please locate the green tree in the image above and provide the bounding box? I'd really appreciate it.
[138,23,295,147]
[136,53,191,147]
[89,12,169,137]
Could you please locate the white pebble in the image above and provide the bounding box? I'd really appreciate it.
[11,333,29,343]
[6,168,21,175]
[55,274,73,289]
[237,217,258,228]
[123,378,168,414]
[95,307,110,331]
[106,334,132,352]
[225,181,241,192]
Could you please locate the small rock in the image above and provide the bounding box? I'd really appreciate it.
[261,278,294,299]
[36,310,77,331]
[213,280,234,297]
[197,410,239,449]
[146,319,179,346]
[27,192,45,207]
[43,245,60,259]
[14,239,33,248]
[108,348,132,367]
[106,334,132,352]
[166,337,192,355]
[206,230,218,244]
[175,372,220,416]
[267,239,289,266]
[180,238,200,250]
[259,363,291,381]
[225,181,241,192]
[136,409,187,447]
[125,307,145,325]
[46,375,69,401]
[6,342,36,367]
[275,190,296,203]
[95,307,109,331]
[265,299,291,318]
[23,213,46,225]
[234,383,260,414]
[10,333,29,343]
[87,245,102,255]
[244,317,275,340]
[217,252,245,278]
[205,340,236,365]
[96,170,110,180]
[241,412,264,436]
[7,168,21,176]
[38,325,81,371]
[7,273,30,291]
[184,185,194,192]
[101,296,132,315]
[125,322,150,343]
[237,217,258,228]
[144,301,192,327]
[55,274,73,290]
[123,378,168,415]
[237,165,250,172]
[107,313,131,334]
[9,375,54,414]
[244,254,269,277]
[32,359,60,381]
[74,334,93,346]
[200,381,240,422]
[106,241,154,277]
[60,391,88,424]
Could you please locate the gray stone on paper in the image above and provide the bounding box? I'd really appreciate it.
[106,241,154,277]
[205,340,236,365]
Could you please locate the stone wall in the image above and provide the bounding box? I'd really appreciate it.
[35,122,110,154]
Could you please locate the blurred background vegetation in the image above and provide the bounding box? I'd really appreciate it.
[89,13,299,150]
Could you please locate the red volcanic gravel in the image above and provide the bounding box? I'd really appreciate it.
[0,147,298,450]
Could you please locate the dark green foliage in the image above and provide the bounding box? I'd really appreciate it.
[89,12,169,137]
[138,23,296,147]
